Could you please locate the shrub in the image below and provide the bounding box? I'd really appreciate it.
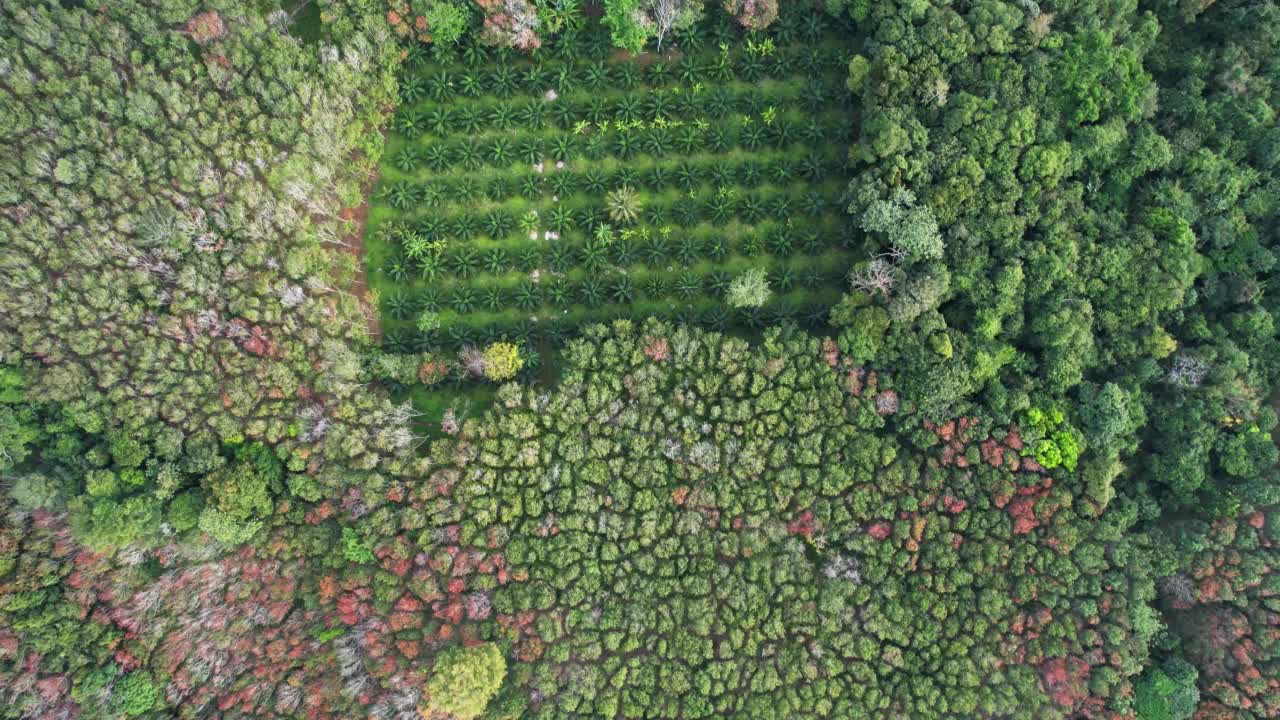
[482,343,523,381]
[723,0,778,30]
[727,267,771,308]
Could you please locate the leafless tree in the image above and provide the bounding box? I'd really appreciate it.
[1160,573,1197,609]
[849,257,896,296]
[459,345,487,377]
[652,0,678,52]
[1165,353,1209,389]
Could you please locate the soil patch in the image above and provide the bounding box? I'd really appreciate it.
[338,168,381,338]
[610,46,684,66]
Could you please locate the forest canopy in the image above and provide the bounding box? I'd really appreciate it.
[0,0,1278,718]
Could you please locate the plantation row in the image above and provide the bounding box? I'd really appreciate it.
[396,16,839,93]
[381,289,842,358]
[382,180,844,238]
[388,116,847,173]
[385,127,845,185]
[396,79,848,134]
[381,218,849,277]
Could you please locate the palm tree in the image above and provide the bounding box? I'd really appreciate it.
[579,277,605,305]
[613,132,638,160]
[393,147,419,173]
[675,127,701,154]
[483,248,508,275]
[482,286,507,311]
[675,237,701,266]
[549,244,575,272]
[648,62,673,85]
[675,272,702,300]
[583,169,607,195]
[383,328,410,353]
[545,277,569,306]
[492,66,518,97]
[384,255,411,283]
[548,205,575,232]
[417,287,442,312]
[399,74,424,103]
[581,237,611,272]
[426,107,452,135]
[606,186,642,225]
[799,191,826,217]
[643,236,668,266]
[551,102,575,129]
[457,141,483,171]
[451,247,480,277]
[459,72,483,98]
[416,254,444,282]
[615,63,640,89]
[583,62,609,90]
[484,210,514,238]
[612,238,638,266]
[706,234,727,258]
[488,104,515,130]
[417,216,446,241]
[396,109,425,136]
[426,71,453,101]
[456,106,483,133]
[489,138,511,165]
[741,124,767,150]
[644,276,669,300]
[384,292,415,320]
[423,144,450,172]
[549,173,575,197]
[609,273,636,304]
[387,182,418,210]
[519,174,541,200]
[451,287,477,313]
[774,265,797,292]
[453,214,480,241]
[514,282,540,310]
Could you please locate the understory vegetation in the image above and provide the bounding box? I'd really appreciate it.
[0,0,1277,719]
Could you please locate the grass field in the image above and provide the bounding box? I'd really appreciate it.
[367,11,858,386]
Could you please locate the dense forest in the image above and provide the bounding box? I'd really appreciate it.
[0,0,1277,718]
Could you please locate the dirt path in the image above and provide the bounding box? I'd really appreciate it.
[338,169,381,338]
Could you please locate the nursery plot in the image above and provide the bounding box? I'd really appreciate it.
[367,12,857,372]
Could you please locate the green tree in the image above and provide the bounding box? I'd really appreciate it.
[603,0,652,53]
[115,671,161,716]
[422,1,470,44]
[859,189,943,262]
[424,643,508,719]
[10,472,65,510]
[1134,658,1199,720]
[342,527,375,564]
